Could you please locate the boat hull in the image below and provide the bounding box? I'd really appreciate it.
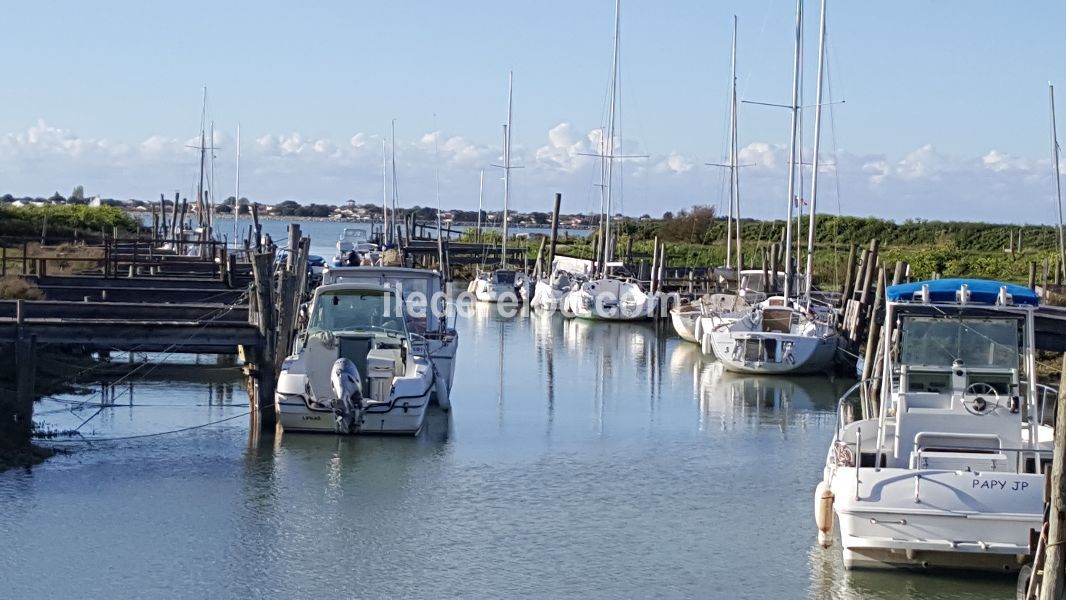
[708,330,838,374]
[827,467,1041,572]
[670,309,700,342]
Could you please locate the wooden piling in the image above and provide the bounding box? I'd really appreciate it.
[1031,261,1039,291]
[249,252,277,428]
[892,261,906,286]
[650,237,660,293]
[859,239,880,305]
[548,193,562,272]
[861,267,887,416]
[1039,354,1066,600]
[841,244,857,297]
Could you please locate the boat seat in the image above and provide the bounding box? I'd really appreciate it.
[910,450,1009,472]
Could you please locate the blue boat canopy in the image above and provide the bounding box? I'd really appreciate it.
[885,278,1039,307]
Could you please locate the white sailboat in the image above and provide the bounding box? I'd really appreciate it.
[706,0,838,373]
[559,0,657,321]
[816,278,1052,571]
[473,72,523,303]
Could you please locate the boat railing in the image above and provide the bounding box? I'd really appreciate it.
[833,377,881,441]
[913,444,1052,474]
[1033,383,1059,427]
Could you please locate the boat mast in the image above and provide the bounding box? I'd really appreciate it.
[197,87,207,230]
[209,120,216,234]
[233,123,240,249]
[603,0,621,275]
[803,0,828,302]
[729,15,742,279]
[782,0,803,299]
[477,169,484,244]
[381,138,388,244]
[503,71,513,268]
[390,119,399,245]
[1051,82,1066,274]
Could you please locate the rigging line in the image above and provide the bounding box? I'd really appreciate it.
[42,411,252,444]
[61,292,248,416]
[825,44,845,290]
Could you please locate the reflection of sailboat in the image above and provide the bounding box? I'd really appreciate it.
[683,356,843,431]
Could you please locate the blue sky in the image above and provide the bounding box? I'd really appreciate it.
[2,1,1066,223]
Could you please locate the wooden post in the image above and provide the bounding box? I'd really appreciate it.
[22,241,28,276]
[1044,257,1050,303]
[1040,353,1066,600]
[761,249,770,293]
[533,237,546,278]
[852,248,869,300]
[548,193,562,267]
[1031,261,1039,291]
[170,192,180,244]
[250,252,277,428]
[650,237,660,293]
[841,243,857,297]
[859,239,880,305]
[13,330,36,441]
[892,260,906,286]
[1,246,6,277]
[861,267,886,389]
[251,203,262,252]
[770,243,781,293]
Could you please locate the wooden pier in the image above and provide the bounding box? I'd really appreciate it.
[0,226,310,446]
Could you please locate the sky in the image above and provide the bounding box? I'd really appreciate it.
[2,1,1066,224]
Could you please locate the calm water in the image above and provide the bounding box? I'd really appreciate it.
[0,305,1015,599]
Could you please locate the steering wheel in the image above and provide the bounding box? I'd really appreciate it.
[962,382,1000,415]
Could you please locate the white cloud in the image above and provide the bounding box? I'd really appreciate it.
[2,118,1065,225]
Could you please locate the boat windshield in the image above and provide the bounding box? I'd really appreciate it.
[339,228,368,243]
[900,316,1020,370]
[307,289,407,336]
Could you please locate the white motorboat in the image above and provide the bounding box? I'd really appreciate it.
[816,278,1054,571]
[704,296,837,374]
[332,227,378,266]
[276,282,449,435]
[321,265,459,391]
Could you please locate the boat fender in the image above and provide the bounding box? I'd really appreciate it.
[700,332,713,356]
[693,316,704,341]
[815,481,835,548]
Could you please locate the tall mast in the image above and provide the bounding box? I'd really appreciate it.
[233,123,240,249]
[502,71,513,268]
[724,17,736,272]
[782,0,803,299]
[209,120,216,233]
[477,169,485,244]
[197,87,207,229]
[1051,83,1066,273]
[603,0,621,274]
[390,119,399,245]
[804,0,828,302]
[381,138,388,243]
[729,15,742,278]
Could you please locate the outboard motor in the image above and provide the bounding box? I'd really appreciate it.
[330,358,363,434]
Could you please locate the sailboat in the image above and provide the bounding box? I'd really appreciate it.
[472,72,523,303]
[704,0,839,373]
[559,0,657,321]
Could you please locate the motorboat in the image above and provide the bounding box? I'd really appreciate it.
[275,282,450,435]
[332,227,378,266]
[322,265,459,390]
[816,278,1054,571]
